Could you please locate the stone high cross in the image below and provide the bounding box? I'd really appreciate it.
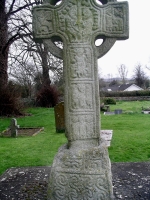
[33,0,129,199]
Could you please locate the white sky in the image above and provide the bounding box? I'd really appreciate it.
[98,0,150,78]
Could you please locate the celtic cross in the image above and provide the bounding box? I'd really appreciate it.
[33,0,128,149]
[33,0,129,199]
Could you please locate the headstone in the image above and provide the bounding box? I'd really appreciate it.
[104,111,115,115]
[115,109,122,114]
[10,118,20,137]
[54,102,65,133]
[101,130,113,147]
[142,111,150,114]
[33,0,129,199]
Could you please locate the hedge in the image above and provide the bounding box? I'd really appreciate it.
[100,90,150,97]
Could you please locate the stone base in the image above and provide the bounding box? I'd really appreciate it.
[47,143,114,199]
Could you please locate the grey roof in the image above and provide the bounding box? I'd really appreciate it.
[118,83,133,91]
[101,83,143,92]
[101,85,119,92]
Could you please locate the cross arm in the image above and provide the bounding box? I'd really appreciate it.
[32,5,55,43]
[95,2,129,40]
[95,1,129,58]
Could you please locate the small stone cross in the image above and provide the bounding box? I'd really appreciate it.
[10,118,19,137]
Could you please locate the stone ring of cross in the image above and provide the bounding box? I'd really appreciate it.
[39,0,127,59]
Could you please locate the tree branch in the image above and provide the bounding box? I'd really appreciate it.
[7,0,16,17]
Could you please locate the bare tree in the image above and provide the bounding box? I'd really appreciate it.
[9,61,38,97]
[133,64,148,88]
[9,39,63,93]
[118,64,128,84]
[8,0,63,89]
[0,0,42,89]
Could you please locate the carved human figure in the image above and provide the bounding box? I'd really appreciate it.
[105,8,113,31]
[75,48,86,77]
[84,48,91,77]
[70,47,91,79]
[69,49,78,78]
[65,6,80,42]
[79,116,87,138]
[71,85,79,109]
[82,7,93,41]
[113,7,123,31]
[85,85,93,109]
[71,116,80,139]
[85,115,94,137]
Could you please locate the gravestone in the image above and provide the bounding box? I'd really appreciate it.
[101,130,113,147]
[54,101,65,132]
[33,0,129,199]
[10,118,20,137]
[115,109,122,114]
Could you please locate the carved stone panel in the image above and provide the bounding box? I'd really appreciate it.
[104,6,123,33]
[58,0,98,43]
[70,83,94,111]
[33,1,129,42]
[68,46,93,80]
[101,2,129,38]
[58,147,105,172]
[50,173,110,199]
[67,113,98,141]
[33,8,54,38]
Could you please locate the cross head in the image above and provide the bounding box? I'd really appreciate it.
[33,0,129,149]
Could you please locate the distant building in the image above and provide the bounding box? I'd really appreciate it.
[101,83,144,92]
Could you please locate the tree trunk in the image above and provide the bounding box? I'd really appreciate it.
[41,46,51,87]
[0,0,8,89]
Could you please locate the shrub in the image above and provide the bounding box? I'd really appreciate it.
[0,86,24,116]
[36,85,59,107]
[103,98,116,105]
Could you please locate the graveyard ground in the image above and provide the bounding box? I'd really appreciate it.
[0,101,150,175]
[0,101,150,199]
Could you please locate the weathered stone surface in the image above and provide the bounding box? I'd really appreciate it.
[47,144,113,200]
[32,0,129,199]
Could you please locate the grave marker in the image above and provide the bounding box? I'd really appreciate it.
[54,101,65,133]
[10,118,19,137]
[33,0,129,199]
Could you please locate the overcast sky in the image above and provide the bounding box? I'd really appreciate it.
[98,0,150,78]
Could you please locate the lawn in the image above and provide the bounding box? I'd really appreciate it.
[0,108,67,175]
[0,101,150,175]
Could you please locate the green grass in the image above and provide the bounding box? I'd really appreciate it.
[0,101,150,175]
[0,108,67,175]
[101,101,150,162]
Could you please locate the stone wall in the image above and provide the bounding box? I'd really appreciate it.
[105,96,150,101]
